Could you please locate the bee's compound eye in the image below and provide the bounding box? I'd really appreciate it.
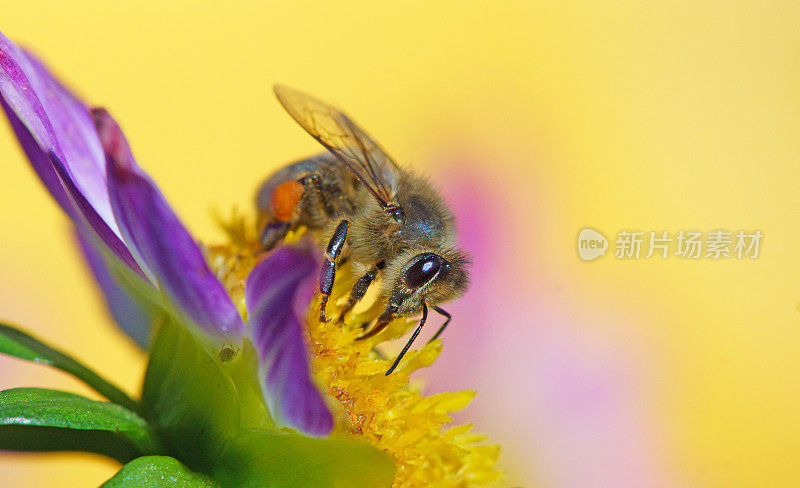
[405,253,443,289]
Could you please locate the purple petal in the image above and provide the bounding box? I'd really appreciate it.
[1,97,74,218]
[102,116,245,340]
[0,33,143,274]
[245,247,333,437]
[76,228,161,348]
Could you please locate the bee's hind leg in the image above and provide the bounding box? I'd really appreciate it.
[337,261,385,324]
[319,219,349,323]
[299,173,335,217]
[258,172,329,252]
[258,178,306,251]
[259,221,290,251]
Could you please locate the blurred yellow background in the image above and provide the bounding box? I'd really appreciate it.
[2,1,799,487]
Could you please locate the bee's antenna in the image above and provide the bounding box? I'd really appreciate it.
[427,306,451,343]
[385,303,428,376]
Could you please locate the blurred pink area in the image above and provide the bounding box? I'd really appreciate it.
[424,155,667,487]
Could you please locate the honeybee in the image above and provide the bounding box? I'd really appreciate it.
[257,85,469,375]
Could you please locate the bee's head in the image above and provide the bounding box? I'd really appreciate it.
[383,248,470,317]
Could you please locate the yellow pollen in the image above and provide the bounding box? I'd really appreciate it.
[206,208,504,487]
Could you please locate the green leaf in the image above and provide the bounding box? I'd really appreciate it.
[102,456,220,488]
[213,429,396,488]
[140,319,241,470]
[0,322,137,411]
[0,387,162,460]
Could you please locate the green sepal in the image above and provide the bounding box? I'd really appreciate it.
[0,321,137,411]
[141,318,396,487]
[219,339,275,431]
[214,429,396,488]
[0,387,162,462]
[139,317,242,470]
[101,456,221,488]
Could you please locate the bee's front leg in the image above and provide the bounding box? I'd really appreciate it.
[319,219,349,322]
[337,261,385,324]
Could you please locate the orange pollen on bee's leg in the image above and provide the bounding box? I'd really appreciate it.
[269,180,304,222]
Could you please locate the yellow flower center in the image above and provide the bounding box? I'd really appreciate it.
[206,208,504,487]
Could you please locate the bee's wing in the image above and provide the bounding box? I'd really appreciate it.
[274,85,401,208]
